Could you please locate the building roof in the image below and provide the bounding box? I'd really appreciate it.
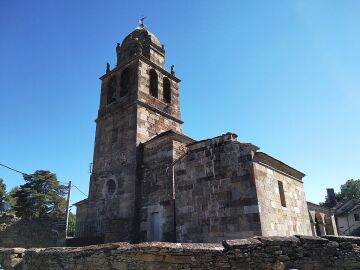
[121,27,161,48]
[184,132,304,181]
[335,198,360,216]
[307,201,335,213]
[187,132,238,147]
[186,132,252,153]
[143,130,195,146]
[254,152,305,181]
[73,198,88,207]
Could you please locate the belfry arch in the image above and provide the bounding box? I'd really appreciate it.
[149,69,158,98]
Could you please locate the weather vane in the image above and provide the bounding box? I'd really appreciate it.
[139,16,147,28]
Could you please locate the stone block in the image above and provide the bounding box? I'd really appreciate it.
[111,261,128,270]
[223,238,262,250]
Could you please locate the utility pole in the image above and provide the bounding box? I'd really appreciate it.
[65,181,72,238]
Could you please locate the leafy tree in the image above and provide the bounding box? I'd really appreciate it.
[12,170,67,219]
[67,212,76,237]
[6,186,19,211]
[335,179,360,202]
[0,178,7,211]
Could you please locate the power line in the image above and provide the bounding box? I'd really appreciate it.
[50,181,88,197]
[0,162,28,175]
[0,161,87,198]
[71,183,88,197]
[60,181,87,197]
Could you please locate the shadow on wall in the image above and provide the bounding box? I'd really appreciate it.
[0,213,65,248]
[66,236,104,247]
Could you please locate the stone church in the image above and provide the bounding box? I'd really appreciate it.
[75,22,312,244]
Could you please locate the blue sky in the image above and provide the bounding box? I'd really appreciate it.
[0,1,359,209]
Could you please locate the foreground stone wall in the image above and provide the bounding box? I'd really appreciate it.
[0,214,65,248]
[2,235,359,270]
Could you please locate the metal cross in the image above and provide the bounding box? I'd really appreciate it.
[139,16,147,28]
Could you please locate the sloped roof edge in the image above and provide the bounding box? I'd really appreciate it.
[143,130,195,146]
[254,152,305,180]
[73,198,88,206]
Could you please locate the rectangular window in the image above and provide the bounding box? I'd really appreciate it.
[354,213,360,221]
[278,181,286,207]
[150,212,160,241]
[112,128,118,143]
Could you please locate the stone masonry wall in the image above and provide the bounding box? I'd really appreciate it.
[1,235,360,270]
[253,162,312,236]
[139,133,192,242]
[137,59,181,122]
[136,105,182,144]
[83,102,138,242]
[0,214,65,248]
[136,58,182,145]
[140,137,176,242]
[175,134,262,243]
[81,58,140,242]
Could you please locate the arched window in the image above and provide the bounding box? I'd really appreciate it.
[106,179,116,196]
[149,69,158,98]
[163,77,171,103]
[120,68,130,97]
[107,76,117,104]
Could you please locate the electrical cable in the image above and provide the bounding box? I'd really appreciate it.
[71,183,88,197]
[0,162,28,175]
[0,162,87,197]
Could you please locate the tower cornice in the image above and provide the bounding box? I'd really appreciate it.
[99,55,180,83]
[136,100,183,124]
[95,99,183,125]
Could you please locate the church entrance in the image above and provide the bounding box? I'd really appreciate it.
[151,212,160,241]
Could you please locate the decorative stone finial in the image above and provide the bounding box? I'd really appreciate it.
[171,65,175,75]
[139,16,147,29]
[106,62,110,73]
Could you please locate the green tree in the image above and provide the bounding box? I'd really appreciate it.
[12,170,67,219]
[6,186,19,211]
[336,179,360,202]
[67,212,76,237]
[0,178,7,211]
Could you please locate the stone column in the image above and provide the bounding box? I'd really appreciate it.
[318,223,327,236]
[310,222,317,236]
[308,211,317,236]
[330,214,338,236]
[318,213,327,236]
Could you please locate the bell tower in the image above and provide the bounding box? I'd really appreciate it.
[79,22,183,243]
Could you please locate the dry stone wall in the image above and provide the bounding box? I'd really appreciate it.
[1,235,360,270]
[0,214,65,249]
